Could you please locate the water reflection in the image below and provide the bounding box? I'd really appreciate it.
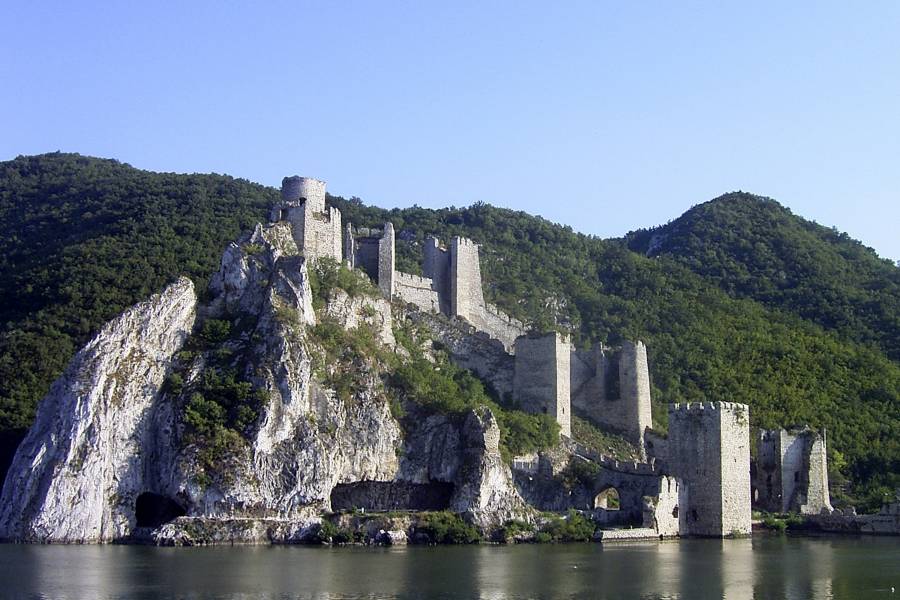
[1,536,898,600]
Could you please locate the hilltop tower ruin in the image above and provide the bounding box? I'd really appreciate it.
[667,402,751,537]
[754,427,832,515]
[271,176,342,262]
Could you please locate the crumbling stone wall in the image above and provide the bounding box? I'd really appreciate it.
[642,475,680,537]
[423,236,450,313]
[754,427,832,514]
[513,333,571,437]
[667,402,751,537]
[570,341,652,453]
[395,273,440,313]
[447,237,525,351]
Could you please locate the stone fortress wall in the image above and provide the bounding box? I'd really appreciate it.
[268,175,829,538]
[754,427,832,515]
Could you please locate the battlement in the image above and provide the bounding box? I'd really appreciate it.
[484,303,526,329]
[670,401,748,414]
[452,236,478,247]
[395,272,434,289]
[595,454,659,475]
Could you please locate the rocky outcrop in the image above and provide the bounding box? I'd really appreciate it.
[0,217,532,543]
[449,408,532,529]
[173,224,403,518]
[325,288,395,347]
[0,277,197,542]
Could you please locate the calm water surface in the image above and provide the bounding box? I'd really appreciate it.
[1,536,898,600]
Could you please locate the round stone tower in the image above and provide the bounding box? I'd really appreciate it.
[281,176,327,212]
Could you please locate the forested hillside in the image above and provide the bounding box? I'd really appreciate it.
[1,153,897,509]
[625,193,900,361]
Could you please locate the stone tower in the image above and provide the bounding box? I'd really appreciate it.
[617,340,653,450]
[667,402,751,537]
[755,427,832,515]
[449,236,486,322]
[513,332,572,437]
[272,176,342,262]
[569,340,653,454]
[378,222,396,299]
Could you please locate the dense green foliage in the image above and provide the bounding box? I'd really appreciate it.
[413,511,482,544]
[625,193,900,361]
[0,153,275,436]
[0,153,897,508]
[570,415,641,461]
[539,509,597,542]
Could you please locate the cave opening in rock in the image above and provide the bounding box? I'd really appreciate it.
[135,492,186,528]
[330,481,454,512]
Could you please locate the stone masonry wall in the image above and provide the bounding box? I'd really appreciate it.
[423,237,450,314]
[282,176,327,212]
[717,403,752,536]
[513,333,571,437]
[801,431,832,515]
[353,237,380,281]
[754,429,784,512]
[395,273,440,313]
[642,475,680,537]
[619,341,653,449]
[668,402,751,537]
[570,342,652,453]
[755,428,832,514]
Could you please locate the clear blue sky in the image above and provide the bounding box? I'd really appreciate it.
[3,1,899,261]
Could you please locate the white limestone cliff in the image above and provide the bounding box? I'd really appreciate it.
[0,277,197,542]
[0,219,530,543]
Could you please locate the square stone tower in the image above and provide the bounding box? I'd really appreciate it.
[513,332,572,437]
[273,176,342,262]
[667,402,751,537]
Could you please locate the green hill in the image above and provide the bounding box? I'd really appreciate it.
[1,153,897,509]
[624,193,900,361]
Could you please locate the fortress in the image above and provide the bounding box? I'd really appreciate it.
[270,175,833,537]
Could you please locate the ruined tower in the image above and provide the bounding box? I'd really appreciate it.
[754,427,832,515]
[569,340,653,454]
[667,402,751,537]
[272,176,342,262]
[513,332,572,437]
[377,222,396,299]
[449,237,486,323]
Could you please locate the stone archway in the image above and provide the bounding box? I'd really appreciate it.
[594,487,621,510]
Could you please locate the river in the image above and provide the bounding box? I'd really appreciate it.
[1,536,898,599]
